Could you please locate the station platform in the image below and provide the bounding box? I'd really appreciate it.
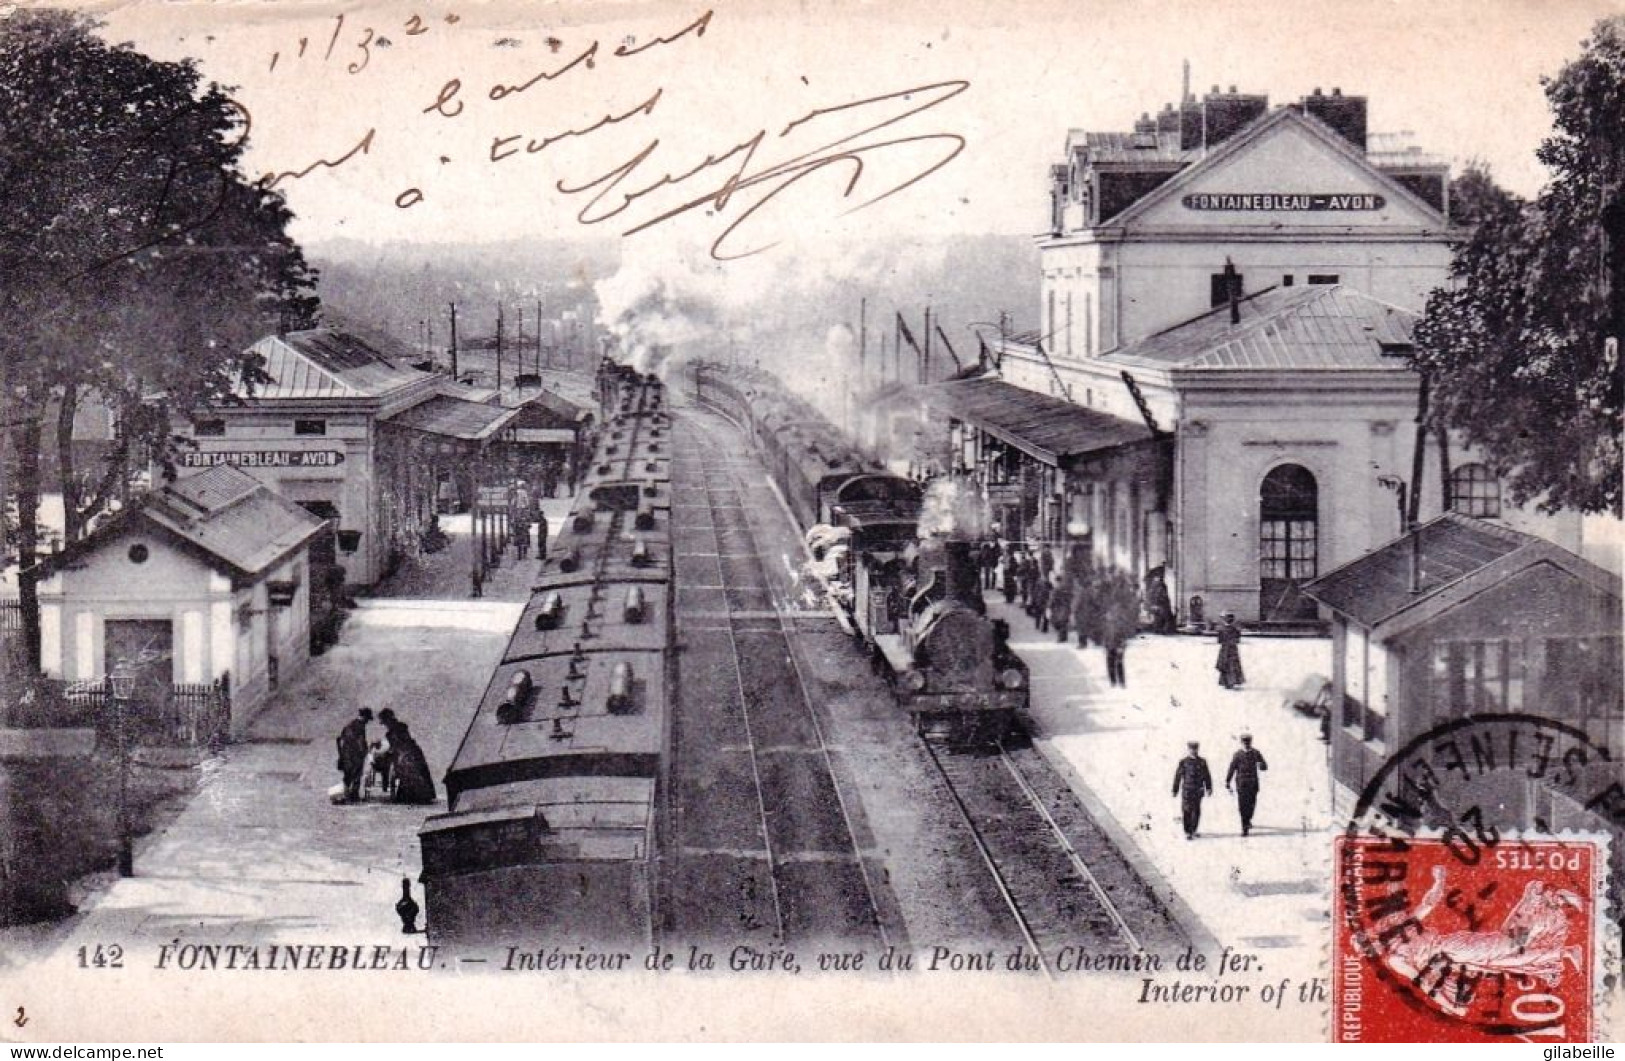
[987,594,1334,972]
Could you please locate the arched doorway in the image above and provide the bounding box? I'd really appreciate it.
[1259,463,1319,622]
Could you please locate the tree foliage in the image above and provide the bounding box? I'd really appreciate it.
[0,9,319,668]
[1412,17,1624,517]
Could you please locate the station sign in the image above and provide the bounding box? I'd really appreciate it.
[180,450,346,469]
[1182,192,1385,211]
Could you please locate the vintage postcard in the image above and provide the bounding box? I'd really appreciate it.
[1,0,1622,1042]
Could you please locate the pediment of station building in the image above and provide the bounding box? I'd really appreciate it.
[1115,110,1445,232]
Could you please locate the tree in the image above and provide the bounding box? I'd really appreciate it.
[1412,17,1624,518]
[1,9,319,670]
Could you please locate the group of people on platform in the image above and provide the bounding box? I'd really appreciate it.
[334,707,437,805]
[470,477,556,597]
[506,480,551,564]
[974,537,1247,692]
[977,539,1181,689]
[975,535,1264,839]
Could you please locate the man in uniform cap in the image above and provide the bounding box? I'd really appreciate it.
[1171,741,1213,840]
[1225,733,1269,837]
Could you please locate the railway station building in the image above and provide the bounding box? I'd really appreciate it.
[177,330,519,586]
[942,85,1591,623]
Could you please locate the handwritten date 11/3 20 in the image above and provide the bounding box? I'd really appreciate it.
[268,11,461,75]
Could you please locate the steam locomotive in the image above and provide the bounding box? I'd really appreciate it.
[689,360,1026,742]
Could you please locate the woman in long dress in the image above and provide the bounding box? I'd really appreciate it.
[379,712,437,805]
[1215,612,1245,689]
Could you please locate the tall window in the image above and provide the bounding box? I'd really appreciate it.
[1543,635,1623,752]
[1260,463,1319,622]
[1432,639,1525,716]
[1342,625,1367,728]
[1260,465,1318,581]
[1066,292,1074,358]
[1448,463,1501,518]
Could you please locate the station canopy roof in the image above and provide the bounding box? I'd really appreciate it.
[924,376,1153,466]
[521,389,594,423]
[384,394,520,441]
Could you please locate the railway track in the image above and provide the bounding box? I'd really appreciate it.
[665,413,889,947]
[925,737,1167,974]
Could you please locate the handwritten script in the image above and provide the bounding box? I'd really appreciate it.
[256,9,970,259]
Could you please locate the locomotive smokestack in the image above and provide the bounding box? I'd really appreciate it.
[943,540,985,613]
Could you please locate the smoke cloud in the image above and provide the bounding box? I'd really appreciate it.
[592,234,1032,423]
[917,476,989,541]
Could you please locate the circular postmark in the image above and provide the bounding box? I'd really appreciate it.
[1340,712,1615,1039]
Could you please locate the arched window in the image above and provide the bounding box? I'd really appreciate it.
[1449,464,1501,518]
[1259,464,1319,622]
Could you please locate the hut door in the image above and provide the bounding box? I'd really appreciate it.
[105,619,173,732]
[1259,464,1319,622]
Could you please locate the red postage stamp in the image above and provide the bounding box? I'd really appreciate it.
[1334,835,1602,1043]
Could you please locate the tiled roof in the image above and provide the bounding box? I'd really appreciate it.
[241,330,432,401]
[1302,513,1530,628]
[383,394,519,441]
[1103,285,1417,372]
[925,376,1152,465]
[145,466,326,576]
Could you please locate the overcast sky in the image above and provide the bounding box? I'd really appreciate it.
[84,0,1624,260]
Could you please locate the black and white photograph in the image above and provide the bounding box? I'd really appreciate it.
[0,0,1621,1043]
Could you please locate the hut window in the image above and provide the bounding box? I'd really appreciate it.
[1542,635,1623,751]
[1432,639,1525,716]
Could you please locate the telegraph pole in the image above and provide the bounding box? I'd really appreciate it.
[496,303,504,391]
[923,305,933,384]
[449,302,459,381]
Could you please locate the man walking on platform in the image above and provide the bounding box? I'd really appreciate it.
[1172,741,1213,840]
[1031,574,1051,633]
[536,510,549,562]
[1225,734,1268,837]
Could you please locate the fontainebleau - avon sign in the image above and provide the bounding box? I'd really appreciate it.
[1182,192,1386,211]
[180,450,346,469]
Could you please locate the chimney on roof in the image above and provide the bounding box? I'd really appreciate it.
[1201,85,1269,149]
[1156,102,1180,135]
[1299,86,1367,150]
[1132,111,1157,148]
